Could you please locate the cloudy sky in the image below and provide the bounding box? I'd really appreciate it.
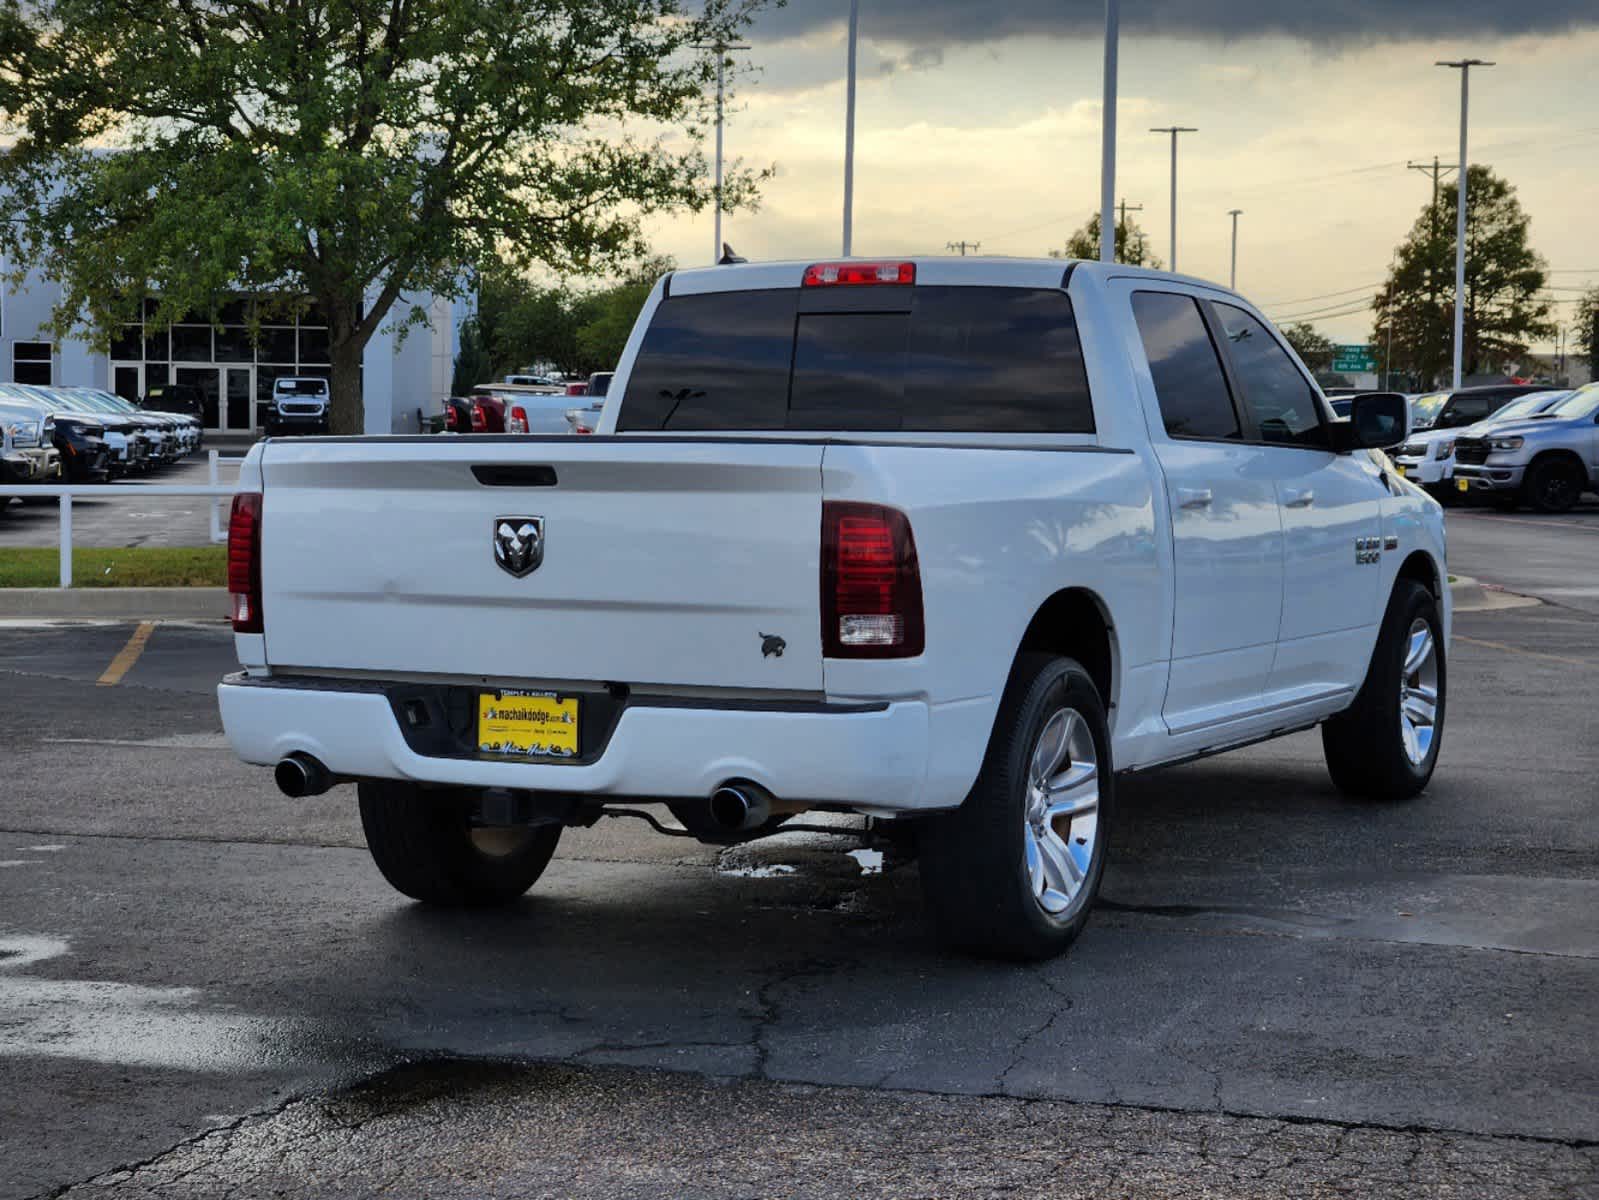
[640,1,1599,355]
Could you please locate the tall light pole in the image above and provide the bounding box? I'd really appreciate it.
[842,0,860,256]
[1437,58,1493,390]
[1150,126,1197,272]
[696,40,749,265]
[1227,209,1242,289]
[1099,0,1119,264]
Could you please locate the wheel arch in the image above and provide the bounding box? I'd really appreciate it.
[1012,587,1119,711]
[1395,549,1442,600]
[1525,447,1589,481]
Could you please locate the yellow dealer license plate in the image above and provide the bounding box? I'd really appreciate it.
[477,690,579,758]
[1457,477,1471,493]
[1394,464,1407,478]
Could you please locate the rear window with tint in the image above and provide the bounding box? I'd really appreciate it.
[620,285,1094,434]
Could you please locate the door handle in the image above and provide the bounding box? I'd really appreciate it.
[1283,487,1315,508]
[1176,487,1213,510]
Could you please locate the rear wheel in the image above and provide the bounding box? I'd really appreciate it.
[1523,457,1584,514]
[920,655,1111,961]
[1322,579,1445,800]
[358,780,561,906]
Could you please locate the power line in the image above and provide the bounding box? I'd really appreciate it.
[1259,281,1384,308]
[945,240,981,256]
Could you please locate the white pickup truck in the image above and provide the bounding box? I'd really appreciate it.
[219,258,1447,960]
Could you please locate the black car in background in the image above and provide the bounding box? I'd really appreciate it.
[1416,384,1553,432]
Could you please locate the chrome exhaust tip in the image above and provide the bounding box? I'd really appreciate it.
[274,753,332,799]
[708,781,774,832]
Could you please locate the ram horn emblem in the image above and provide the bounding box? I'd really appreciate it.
[493,517,545,577]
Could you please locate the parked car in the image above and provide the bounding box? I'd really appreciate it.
[467,384,577,434]
[1412,383,1551,433]
[0,384,110,483]
[1452,383,1599,512]
[0,400,62,499]
[263,377,331,436]
[439,396,474,434]
[502,374,563,390]
[62,387,190,466]
[1392,390,1571,496]
[219,257,1442,962]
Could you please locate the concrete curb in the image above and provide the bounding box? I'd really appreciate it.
[0,587,229,621]
[1449,575,1540,613]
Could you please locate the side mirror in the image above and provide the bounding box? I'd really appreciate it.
[1330,392,1409,452]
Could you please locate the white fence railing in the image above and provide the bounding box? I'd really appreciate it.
[2,450,244,588]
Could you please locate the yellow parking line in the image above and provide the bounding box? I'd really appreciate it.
[1455,634,1588,668]
[97,621,158,686]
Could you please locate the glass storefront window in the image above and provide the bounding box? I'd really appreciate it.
[172,326,212,362]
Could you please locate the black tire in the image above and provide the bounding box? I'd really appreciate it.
[919,654,1112,961]
[358,780,561,906]
[1322,579,1445,800]
[1522,457,1584,514]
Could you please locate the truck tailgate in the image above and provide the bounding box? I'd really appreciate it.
[257,438,824,691]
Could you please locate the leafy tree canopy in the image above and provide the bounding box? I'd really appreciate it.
[1052,211,1161,269]
[1576,286,1599,375]
[1280,322,1336,373]
[1371,166,1553,386]
[0,0,768,431]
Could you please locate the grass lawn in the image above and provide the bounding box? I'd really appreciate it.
[0,546,226,587]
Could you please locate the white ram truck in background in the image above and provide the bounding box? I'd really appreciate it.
[219,258,1448,960]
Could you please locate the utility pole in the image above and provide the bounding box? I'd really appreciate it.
[1437,59,1493,390]
[945,240,981,257]
[1149,126,1198,272]
[695,40,750,265]
[1099,0,1119,264]
[1407,157,1458,379]
[1110,198,1142,265]
[842,0,860,256]
[1227,209,1243,289]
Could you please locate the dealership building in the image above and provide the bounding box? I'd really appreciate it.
[0,263,465,435]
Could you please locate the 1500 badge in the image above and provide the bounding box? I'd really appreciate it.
[1354,535,1382,565]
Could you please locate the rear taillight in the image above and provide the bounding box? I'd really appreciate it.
[508,405,530,434]
[470,401,487,431]
[443,405,460,432]
[821,502,924,658]
[227,492,263,634]
[803,261,915,287]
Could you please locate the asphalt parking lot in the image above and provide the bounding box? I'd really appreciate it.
[1,504,1595,1198]
[0,455,241,548]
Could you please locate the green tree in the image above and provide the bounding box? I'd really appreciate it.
[1371,166,1553,386]
[1280,322,1337,373]
[450,318,492,396]
[0,0,768,433]
[1576,286,1599,379]
[1052,212,1161,269]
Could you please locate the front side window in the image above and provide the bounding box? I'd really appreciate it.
[1131,292,1239,441]
[1213,303,1324,446]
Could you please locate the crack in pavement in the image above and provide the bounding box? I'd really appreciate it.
[37,1059,1599,1199]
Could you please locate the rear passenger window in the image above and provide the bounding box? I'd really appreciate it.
[1131,292,1239,441]
[619,290,796,430]
[623,285,1095,433]
[1213,303,1324,446]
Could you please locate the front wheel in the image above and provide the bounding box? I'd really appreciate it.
[1523,458,1584,514]
[919,655,1112,961]
[1322,579,1445,800]
[358,780,561,906]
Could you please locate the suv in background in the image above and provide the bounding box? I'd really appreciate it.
[1393,389,1570,497]
[1453,383,1599,512]
[264,377,330,436]
[1414,384,1551,432]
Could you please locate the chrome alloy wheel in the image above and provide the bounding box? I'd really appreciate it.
[1022,707,1100,916]
[1399,618,1441,767]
